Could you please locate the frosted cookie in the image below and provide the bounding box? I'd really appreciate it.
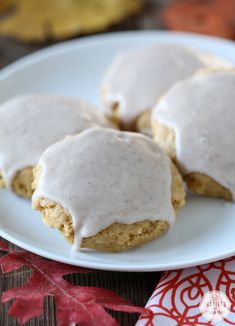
[32,128,185,252]
[152,71,235,201]
[101,43,232,135]
[0,95,113,198]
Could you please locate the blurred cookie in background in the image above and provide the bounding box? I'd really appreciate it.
[0,0,142,42]
[0,0,17,12]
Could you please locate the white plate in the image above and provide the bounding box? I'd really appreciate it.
[1,31,235,272]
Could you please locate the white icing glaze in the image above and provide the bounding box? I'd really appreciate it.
[102,44,232,127]
[0,94,112,188]
[153,71,235,200]
[32,128,175,250]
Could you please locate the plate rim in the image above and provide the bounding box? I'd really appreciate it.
[1,30,235,82]
[1,30,235,271]
[1,225,235,272]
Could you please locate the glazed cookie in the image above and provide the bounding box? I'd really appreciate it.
[101,43,232,134]
[152,71,235,201]
[32,128,185,252]
[0,95,113,198]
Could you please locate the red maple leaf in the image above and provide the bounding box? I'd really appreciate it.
[0,241,146,325]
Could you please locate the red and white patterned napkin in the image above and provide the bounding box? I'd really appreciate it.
[137,257,235,325]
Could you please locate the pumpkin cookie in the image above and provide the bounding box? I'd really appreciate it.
[0,94,113,198]
[101,43,231,135]
[152,71,235,201]
[32,128,185,252]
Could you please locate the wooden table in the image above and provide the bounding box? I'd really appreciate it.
[0,1,170,325]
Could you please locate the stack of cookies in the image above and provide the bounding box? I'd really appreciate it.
[0,43,234,253]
